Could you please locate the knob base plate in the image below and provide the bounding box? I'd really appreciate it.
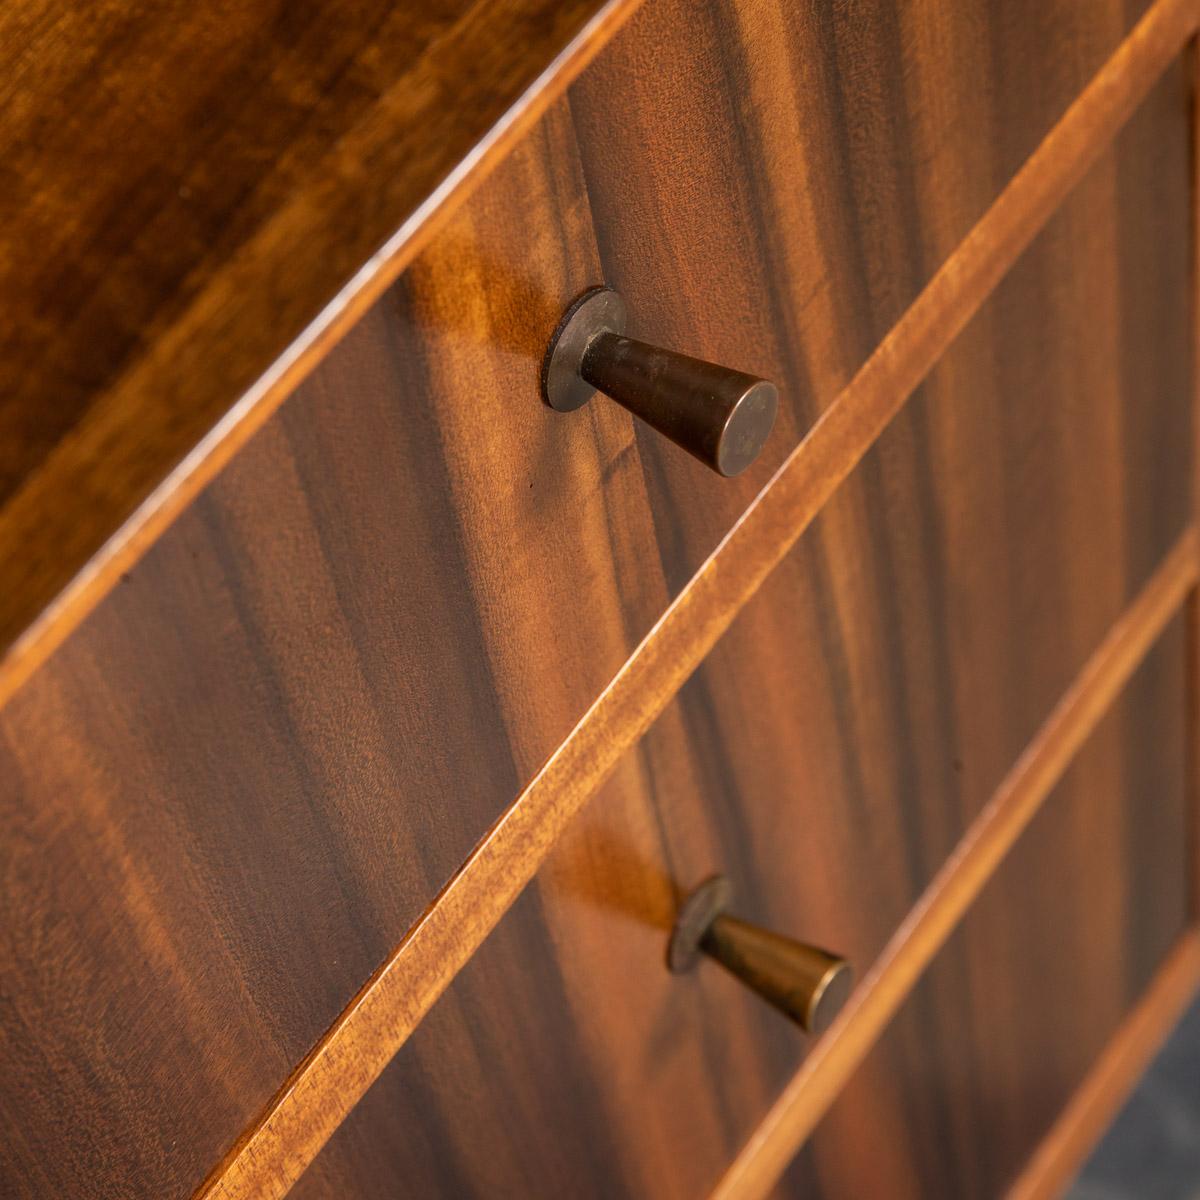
[668,876,733,974]
[541,286,628,412]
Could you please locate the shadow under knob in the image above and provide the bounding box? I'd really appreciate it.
[668,876,852,1035]
[541,287,778,477]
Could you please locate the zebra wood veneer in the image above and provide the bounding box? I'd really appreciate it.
[2,1,1198,1198]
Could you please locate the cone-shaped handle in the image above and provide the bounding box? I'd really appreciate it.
[541,287,778,477]
[668,877,852,1035]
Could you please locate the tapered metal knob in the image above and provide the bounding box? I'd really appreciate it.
[541,287,778,477]
[668,877,852,1035]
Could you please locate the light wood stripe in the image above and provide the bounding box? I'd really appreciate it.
[194,4,1200,1197]
[710,528,1199,1200]
[1006,929,1200,1200]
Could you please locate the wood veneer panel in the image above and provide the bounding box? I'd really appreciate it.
[770,621,1190,1200]
[0,0,1172,708]
[0,0,642,696]
[715,533,1197,1199]
[287,588,1190,1200]
[206,47,1195,1200]
[0,8,1190,1200]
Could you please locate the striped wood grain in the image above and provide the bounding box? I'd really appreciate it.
[6,4,1179,1198]
[0,0,646,706]
[711,529,1199,1200]
[193,6,1200,1193]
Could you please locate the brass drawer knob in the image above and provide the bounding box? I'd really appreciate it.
[542,287,778,477]
[668,876,852,1035]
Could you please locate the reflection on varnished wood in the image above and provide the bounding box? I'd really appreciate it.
[0,3,1188,1199]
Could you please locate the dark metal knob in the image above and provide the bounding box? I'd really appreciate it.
[668,876,852,1035]
[541,287,778,477]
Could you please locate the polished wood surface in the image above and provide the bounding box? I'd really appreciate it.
[0,3,1192,1199]
[1008,931,1200,1200]
[0,0,1169,712]
[717,534,1196,1200]
[200,25,1195,1198]
[289,614,1189,1199]
[776,623,1189,1200]
[0,0,640,704]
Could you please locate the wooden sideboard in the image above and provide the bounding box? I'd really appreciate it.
[2,1,1199,1197]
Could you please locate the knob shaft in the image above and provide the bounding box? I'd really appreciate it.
[542,287,778,477]
[668,876,852,1035]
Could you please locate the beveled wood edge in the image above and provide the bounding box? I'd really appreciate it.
[1005,929,1200,1200]
[1186,35,1200,927]
[189,8,1200,1194]
[710,528,1200,1200]
[0,0,645,715]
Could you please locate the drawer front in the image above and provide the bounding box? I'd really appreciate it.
[783,621,1189,1200]
[292,65,1191,1197]
[286,591,1189,1200]
[0,6,1185,1200]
